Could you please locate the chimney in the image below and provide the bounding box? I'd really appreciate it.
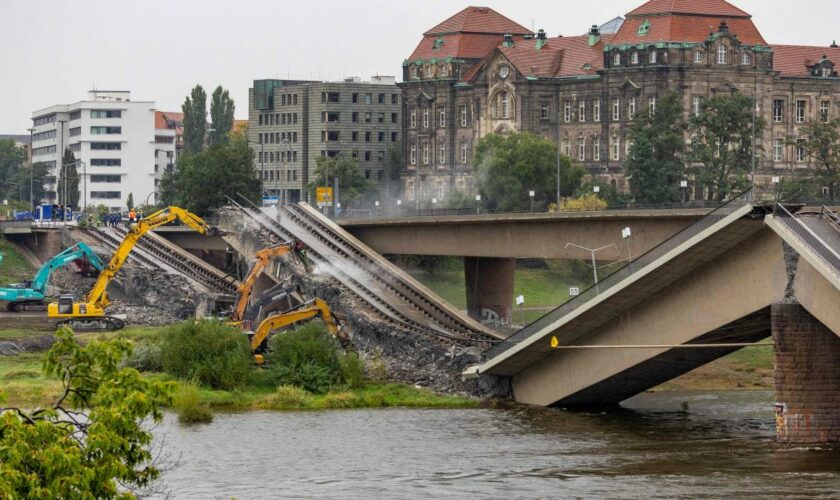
[536,29,548,50]
[503,33,514,48]
[718,20,729,33]
[588,24,601,46]
[832,40,838,48]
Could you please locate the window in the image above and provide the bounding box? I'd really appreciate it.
[68,128,81,138]
[33,130,57,141]
[631,52,639,64]
[352,112,359,123]
[796,100,806,123]
[648,96,656,113]
[460,142,469,164]
[364,112,372,123]
[365,131,371,142]
[409,145,416,165]
[694,51,704,64]
[68,143,81,153]
[717,44,728,64]
[410,66,418,79]
[611,135,620,161]
[90,126,121,135]
[821,101,831,123]
[326,112,340,123]
[499,92,510,119]
[540,102,549,120]
[378,132,384,142]
[352,93,358,104]
[613,52,620,66]
[422,144,429,164]
[439,142,446,164]
[578,137,586,161]
[410,109,416,128]
[392,94,399,104]
[692,96,702,116]
[796,138,806,161]
[91,142,121,150]
[423,108,429,128]
[593,137,600,161]
[33,114,56,126]
[327,92,340,103]
[773,138,784,161]
[259,115,264,126]
[563,100,571,122]
[90,191,121,199]
[90,175,121,183]
[593,99,601,122]
[578,100,586,122]
[69,111,81,121]
[326,131,340,142]
[460,105,468,127]
[649,50,657,64]
[612,97,620,121]
[821,66,831,77]
[365,93,372,105]
[391,132,398,142]
[392,113,398,124]
[741,52,751,65]
[90,158,121,166]
[33,145,57,156]
[439,108,446,127]
[365,151,371,161]
[378,112,385,123]
[628,97,636,120]
[378,93,385,104]
[90,110,122,118]
[773,99,784,122]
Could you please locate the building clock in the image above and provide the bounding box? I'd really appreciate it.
[498,65,510,79]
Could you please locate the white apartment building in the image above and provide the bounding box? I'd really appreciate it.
[30,90,158,211]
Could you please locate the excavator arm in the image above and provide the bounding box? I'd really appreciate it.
[230,241,296,322]
[48,206,215,331]
[249,298,339,363]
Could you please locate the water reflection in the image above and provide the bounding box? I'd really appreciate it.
[151,390,840,499]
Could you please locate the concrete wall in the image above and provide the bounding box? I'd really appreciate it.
[793,259,840,337]
[510,228,787,407]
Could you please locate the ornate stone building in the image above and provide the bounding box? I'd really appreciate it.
[400,0,840,203]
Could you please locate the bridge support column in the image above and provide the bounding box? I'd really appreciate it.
[464,257,515,327]
[773,303,840,444]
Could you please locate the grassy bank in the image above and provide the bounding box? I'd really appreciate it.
[0,325,478,411]
[0,238,35,285]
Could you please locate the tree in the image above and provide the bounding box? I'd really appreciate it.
[310,154,372,208]
[688,93,765,201]
[473,132,584,212]
[0,139,24,201]
[209,86,235,144]
[126,192,134,211]
[182,84,207,155]
[60,148,80,208]
[0,328,173,498]
[174,133,261,215]
[795,119,840,200]
[626,90,686,203]
[11,162,50,207]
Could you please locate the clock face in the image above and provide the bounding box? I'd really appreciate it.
[499,65,510,79]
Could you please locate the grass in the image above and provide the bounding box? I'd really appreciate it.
[654,343,774,391]
[173,382,214,423]
[0,238,36,285]
[0,352,63,409]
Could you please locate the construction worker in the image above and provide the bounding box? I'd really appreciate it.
[128,207,137,225]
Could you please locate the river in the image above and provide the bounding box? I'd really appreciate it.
[150,390,840,499]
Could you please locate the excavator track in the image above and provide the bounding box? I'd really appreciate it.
[55,316,125,332]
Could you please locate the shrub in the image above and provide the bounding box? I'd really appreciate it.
[123,342,163,372]
[173,382,213,424]
[321,391,361,409]
[257,385,310,410]
[160,320,253,390]
[266,321,342,394]
[339,351,365,389]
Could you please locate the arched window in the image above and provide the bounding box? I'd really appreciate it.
[631,51,639,64]
[741,52,751,65]
[497,91,511,119]
[613,52,621,66]
[649,50,657,64]
[717,44,728,64]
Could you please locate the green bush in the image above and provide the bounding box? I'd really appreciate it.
[265,321,342,394]
[339,351,365,389]
[173,382,213,424]
[257,385,311,410]
[123,342,163,372]
[160,320,253,390]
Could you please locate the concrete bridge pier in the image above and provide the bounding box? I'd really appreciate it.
[464,257,515,327]
[773,303,840,444]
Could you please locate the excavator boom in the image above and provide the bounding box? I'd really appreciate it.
[230,240,300,323]
[249,298,339,363]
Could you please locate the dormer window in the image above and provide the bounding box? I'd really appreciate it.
[649,50,657,64]
[694,51,704,64]
[410,65,418,79]
[717,45,728,64]
[822,66,831,77]
[631,51,639,64]
[439,64,448,78]
[614,52,621,66]
[741,52,751,65]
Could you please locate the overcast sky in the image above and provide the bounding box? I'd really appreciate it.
[2,0,838,133]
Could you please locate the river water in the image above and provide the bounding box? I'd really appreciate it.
[151,390,840,499]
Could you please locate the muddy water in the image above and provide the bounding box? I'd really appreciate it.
[151,391,840,499]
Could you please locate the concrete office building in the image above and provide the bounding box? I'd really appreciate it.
[30,90,159,211]
[248,76,401,204]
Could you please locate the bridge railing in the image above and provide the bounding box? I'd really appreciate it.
[774,204,840,277]
[482,190,754,360]
[822,206,840,233]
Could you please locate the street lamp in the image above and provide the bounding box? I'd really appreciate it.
[680,180,688,204]
[475,194,481,214]
[593,185,601,194]
[622,227,633,264]
[564,242,617,292]
[529,190,535,212]
[27,127,34,214]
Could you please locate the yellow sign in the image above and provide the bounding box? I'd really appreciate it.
[316,187,333,204]
[550,336,559,349]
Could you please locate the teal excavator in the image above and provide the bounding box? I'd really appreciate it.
[0,242,105,312]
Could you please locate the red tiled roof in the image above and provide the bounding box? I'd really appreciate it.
[155,111,183,132]
[409,33,521,61]
[772,45,840,77]
[425,6,531,35]
[627,0,750,18]
[490,35,615,80]
[610,15,766,45]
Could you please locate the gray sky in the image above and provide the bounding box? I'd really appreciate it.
[2,0,837,133]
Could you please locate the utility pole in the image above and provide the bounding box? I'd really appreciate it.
[27,127,34,213]
[564,242,617,292]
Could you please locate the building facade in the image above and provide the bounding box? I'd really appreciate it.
[400,1,840,203]
[30,90,159,211]
[153,111,184,204]
[248,76,401,205]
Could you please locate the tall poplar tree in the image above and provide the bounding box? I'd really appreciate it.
[60,148,80,208]
[182,85,207,155]
[209,86,235,144]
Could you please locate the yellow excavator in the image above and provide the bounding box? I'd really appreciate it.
[48,206,217,331]
[249,297,340,364]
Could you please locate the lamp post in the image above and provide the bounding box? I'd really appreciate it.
[564,242,617,292]
[475,194,481,214]
[680,180,688,204]
[529,190,535,212]
[27,127,34,213]
[622,226,633,265]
